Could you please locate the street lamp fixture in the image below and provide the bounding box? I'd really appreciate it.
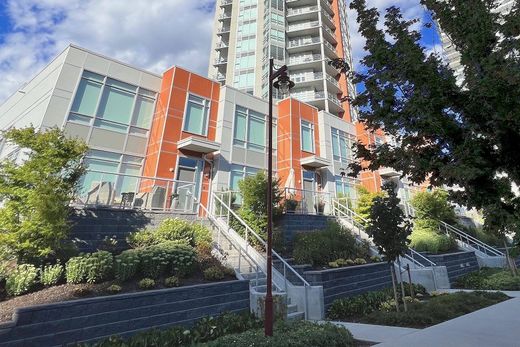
[265,58,294,337]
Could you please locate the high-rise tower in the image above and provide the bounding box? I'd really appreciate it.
[208,0,357,121]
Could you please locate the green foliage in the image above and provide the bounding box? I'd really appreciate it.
[138,243,197,279]
[359,291,508,328]
[292,221,365,266]
[138,278,155,290]
[348,0,520,238]
[409,229,458,253]
[454,268,520,290]
[354,186,385,226]
[40,263,64,287]
[230,172,282,246]
[203,265,234,281]
[127,219,211,248]
[66,251,113,284]
[164,276,180,288]
[284,198,298,212]
[6,264,38,296]
[203,321,355,347]
[80,311,261,347]
[114,249,140,282]
[367,182,412,263]
[106,284,122,295]
[0,127,88,264]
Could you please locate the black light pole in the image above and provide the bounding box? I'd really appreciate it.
[266,58,294,337]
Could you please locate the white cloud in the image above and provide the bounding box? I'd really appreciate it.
[346,0,427,71]
[0,0,215,102]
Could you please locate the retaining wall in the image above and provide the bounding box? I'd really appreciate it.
[426,251,480,283]
[277,214,335,249]
[0,280,249,347]
[69,208,197,252]
[303,262,393,309]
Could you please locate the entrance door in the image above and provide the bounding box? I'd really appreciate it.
[302,170,316,214]
[175,157,203,212]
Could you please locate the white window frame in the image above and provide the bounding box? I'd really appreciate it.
[300,120,315,153]
[182,93,211,136]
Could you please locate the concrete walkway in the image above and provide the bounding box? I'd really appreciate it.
[330,322,418,344]
[375,296,520,347]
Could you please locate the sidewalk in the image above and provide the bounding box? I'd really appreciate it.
[375,296,520,347]
[329,322,418,344]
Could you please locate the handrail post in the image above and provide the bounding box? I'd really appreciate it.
[95,173,104,205]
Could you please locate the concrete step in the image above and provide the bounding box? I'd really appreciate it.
[287,311,305,321]
[287,303,299,314]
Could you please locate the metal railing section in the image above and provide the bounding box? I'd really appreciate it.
[211,192,312,318]
[283,187,331,215]
[73,170,197,213]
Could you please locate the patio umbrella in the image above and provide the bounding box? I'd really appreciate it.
[284,168,296,196]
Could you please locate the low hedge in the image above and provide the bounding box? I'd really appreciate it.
[409,229,458,254]
[453,268,520,290]
[201,321,354,347]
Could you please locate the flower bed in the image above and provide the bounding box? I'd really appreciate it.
[453,268,520,290]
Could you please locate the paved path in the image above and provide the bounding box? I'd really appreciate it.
[329,322,418,344]
[375,296,520,347]
[438,288,520,298]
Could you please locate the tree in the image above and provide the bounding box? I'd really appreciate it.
[366,182,412,312]
[349,0,520,240]
[354,185,385,227]
[0,127,88,264]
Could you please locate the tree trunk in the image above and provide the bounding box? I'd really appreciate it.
[503,240,517,276]
[406,264,415,299]
[390,262,400,312]
[397,259,408,312]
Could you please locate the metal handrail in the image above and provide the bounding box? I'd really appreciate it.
[213,193,311,288]
[197,201,274,290]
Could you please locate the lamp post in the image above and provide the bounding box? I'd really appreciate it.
[265,58,294,337]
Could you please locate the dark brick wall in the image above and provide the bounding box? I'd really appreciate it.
[276,214,335,249]
[69,208,197,252]
[426,251,479,283]
[303,262,393,309]
[0,280,249,347]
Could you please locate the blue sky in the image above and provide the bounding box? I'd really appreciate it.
[0,0,440,103]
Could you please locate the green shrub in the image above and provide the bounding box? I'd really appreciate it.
[127,219,212,249]
[106,284,122,294]
[203,266,226,281]
[40,263,64,287]
[114,249,140,282]
[328,290,391,320]
[138,278,155,290]
[203,321,354,347]
[164,276,180,288]
[81,311,261,347]
[409,229,458,253]
[138,243,197,279]
[6,264,38,296]
[66,251,113,284]
[454,268,520,290]
[293,222,363,266]
[354,258,367,265]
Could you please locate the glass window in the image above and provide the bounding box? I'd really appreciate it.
[71,79,102,116]
[184,94,210,135]
[98,84,135,124]
[331,128,353,164]
[93,119,128,133]
[233,106,266,151]
[132,95,154,129]
[301,120,314,153]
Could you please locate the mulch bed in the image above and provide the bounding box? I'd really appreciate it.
[0,272,235,323]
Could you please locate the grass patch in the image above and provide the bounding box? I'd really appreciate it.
[357,291,508,328]
[453,268,520,290]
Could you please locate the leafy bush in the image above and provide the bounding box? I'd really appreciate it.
[292,221,364,266]
[6,264,38,296]
[114,249,140,282]
[106,284,122,294]
[40,263,64,287]
[138,278,155,290]
[203,321,354,347]
[354,185,386,227]
[138,243,197,279]
[359,291,508,328]
[127,219,211,248]
[66,251,113,284]
[409,229,458,253]
[196,242,220,270]
[203,266,234,281]
[81,311,261,347]
[0,127,88,265]
[164,276,180,288]
[454,268,520,290]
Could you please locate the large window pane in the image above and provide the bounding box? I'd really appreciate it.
[301,121,314,153]
[184,95,209,135]
[248,117,265,147]
[340,137,348,159]
[332,133,340,157]
[98,86,135,124]
[71,79,102,116]
[132,96,154,128]
[234,112,247,142]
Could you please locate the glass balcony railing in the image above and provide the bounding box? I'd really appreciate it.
[287,21,320,32]
[287,37,321,48]
[287,6,319,16]
[288,53,322,65]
